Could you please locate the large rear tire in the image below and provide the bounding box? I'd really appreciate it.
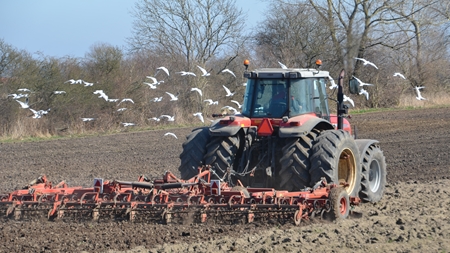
[178,127,211,179]
[359,145,387,203]
[278,130,320,191]
[203,135,240,180]
[310,130,361,197]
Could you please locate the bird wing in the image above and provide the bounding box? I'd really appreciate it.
[223,85,231,95]
[197,66,208,75]
[165,92,176,99]
[222,69,236,77]
[278,61,288,69]
[146,76,157,84]
[230,100,241,108]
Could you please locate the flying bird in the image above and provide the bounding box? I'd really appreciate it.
[278,61,288,69]
[144,82,157,89]
[221,69,236,78]
[222,85,235,97]
[164,132,178,139]
[359,88,369,100]
[393,72,406,79]
[107,98,119,102]
[230,100,242,108]
[83,80,94,87]
[343,95,354,107]
[29,108,50,119]
[165,92,178,101]
[81,117,96,122]
[156,66,170,76]
[191,88,203,97]
[176,71,196,76]
[152,96,163,102]
[15,98,29,109]
[145,76,164,86]
[53,91,66,95]
[352,76,374,87]
[121,122,136,127]
[197,66,211,76]
[118,98,134,105]
[354,57,378,69]
[159,115,175,121]
[221,105,238,114]
[204,99,218,105]
[149,117,161,122]
[414,86,426,100]
[93,90,108,101]
[117,108,127,112]
[193,112,204,123]
[8,93,28,99]
[17,88,31,92]
[328,76,338,89]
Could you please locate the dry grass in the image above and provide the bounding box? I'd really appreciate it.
[398,92,450,108]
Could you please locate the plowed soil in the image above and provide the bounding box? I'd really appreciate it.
[1,107,449,253]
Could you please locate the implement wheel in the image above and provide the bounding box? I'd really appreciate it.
[278,130,320,191]
[359,145,387,203]
[310,130,361,197]
[329,187,349,220]
[203,135,240,180]
[178,127,211,179]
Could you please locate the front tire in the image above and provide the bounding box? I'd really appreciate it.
[178,127,211,179]
[310,130,361,197]
[359,145,387,203]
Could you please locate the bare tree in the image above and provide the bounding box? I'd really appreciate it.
[129,0,246,67]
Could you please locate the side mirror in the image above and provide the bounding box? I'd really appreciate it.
[349,77,361,94]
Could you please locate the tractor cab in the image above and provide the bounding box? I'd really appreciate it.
[242,68,330,121]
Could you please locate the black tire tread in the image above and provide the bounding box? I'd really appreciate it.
[178,128,210,179]
[359,145,387,203]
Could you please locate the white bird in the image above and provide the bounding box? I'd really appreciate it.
[359,88,369,100]
[81,117,96,122]
[149,117,161,122]
[83,81,94,87]
[121,122,136,127]
[343,95,354,107]
[414,86,426,100]
[241,82,247,86]
[93,90,108,101]
[29,108,50,119]
[222,85,235,97]
[354,57,378,69]
[193,112,204,123]
[165,92,178,101]
[117,108,127,112]
[204,99,218,105]
[144,82,157,89]
[107,98,119,102]
[145,76,164,86]
[393,72,406,79]
[221,68,236,78]
[118,98,134,105]
[17,88,31,92]
[197,65,211,76]
[53,91,66,95]
[152,96,163,102]
[352,76,374,87]
[15,98,29,109]
[328,76,338,89]
[221,105,238,114]
[64,79,77,84]
[278,61,288,69]
[8,93,28,99]
[230,100,242,108]
[176,71,196,76]
[191,88,203,97]
[156,66,170,76]
[159,115,175,121]
[164,132,178,139]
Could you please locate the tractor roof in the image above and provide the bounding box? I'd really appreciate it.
[245,68,330,79]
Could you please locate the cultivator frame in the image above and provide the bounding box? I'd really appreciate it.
[0,166,360,224]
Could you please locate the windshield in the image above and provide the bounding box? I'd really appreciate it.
[241,77,329,118]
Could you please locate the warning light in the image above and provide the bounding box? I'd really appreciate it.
[257,118,274,136]
[315,59,322,67]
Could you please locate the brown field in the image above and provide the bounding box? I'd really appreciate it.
[0,107,449,253]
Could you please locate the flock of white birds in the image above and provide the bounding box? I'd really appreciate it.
[7,59,424,138]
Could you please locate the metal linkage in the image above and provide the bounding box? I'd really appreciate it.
[0,167,359,224]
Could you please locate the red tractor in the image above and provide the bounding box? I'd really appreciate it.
[179,61,387,203]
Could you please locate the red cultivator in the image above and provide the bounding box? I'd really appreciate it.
[0,167,360,225]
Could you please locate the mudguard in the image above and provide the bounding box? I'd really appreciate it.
[354,139,379,157]
[209,116,251,137]
[278,117,334,138]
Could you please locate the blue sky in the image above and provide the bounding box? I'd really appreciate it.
[0,0,268,58]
